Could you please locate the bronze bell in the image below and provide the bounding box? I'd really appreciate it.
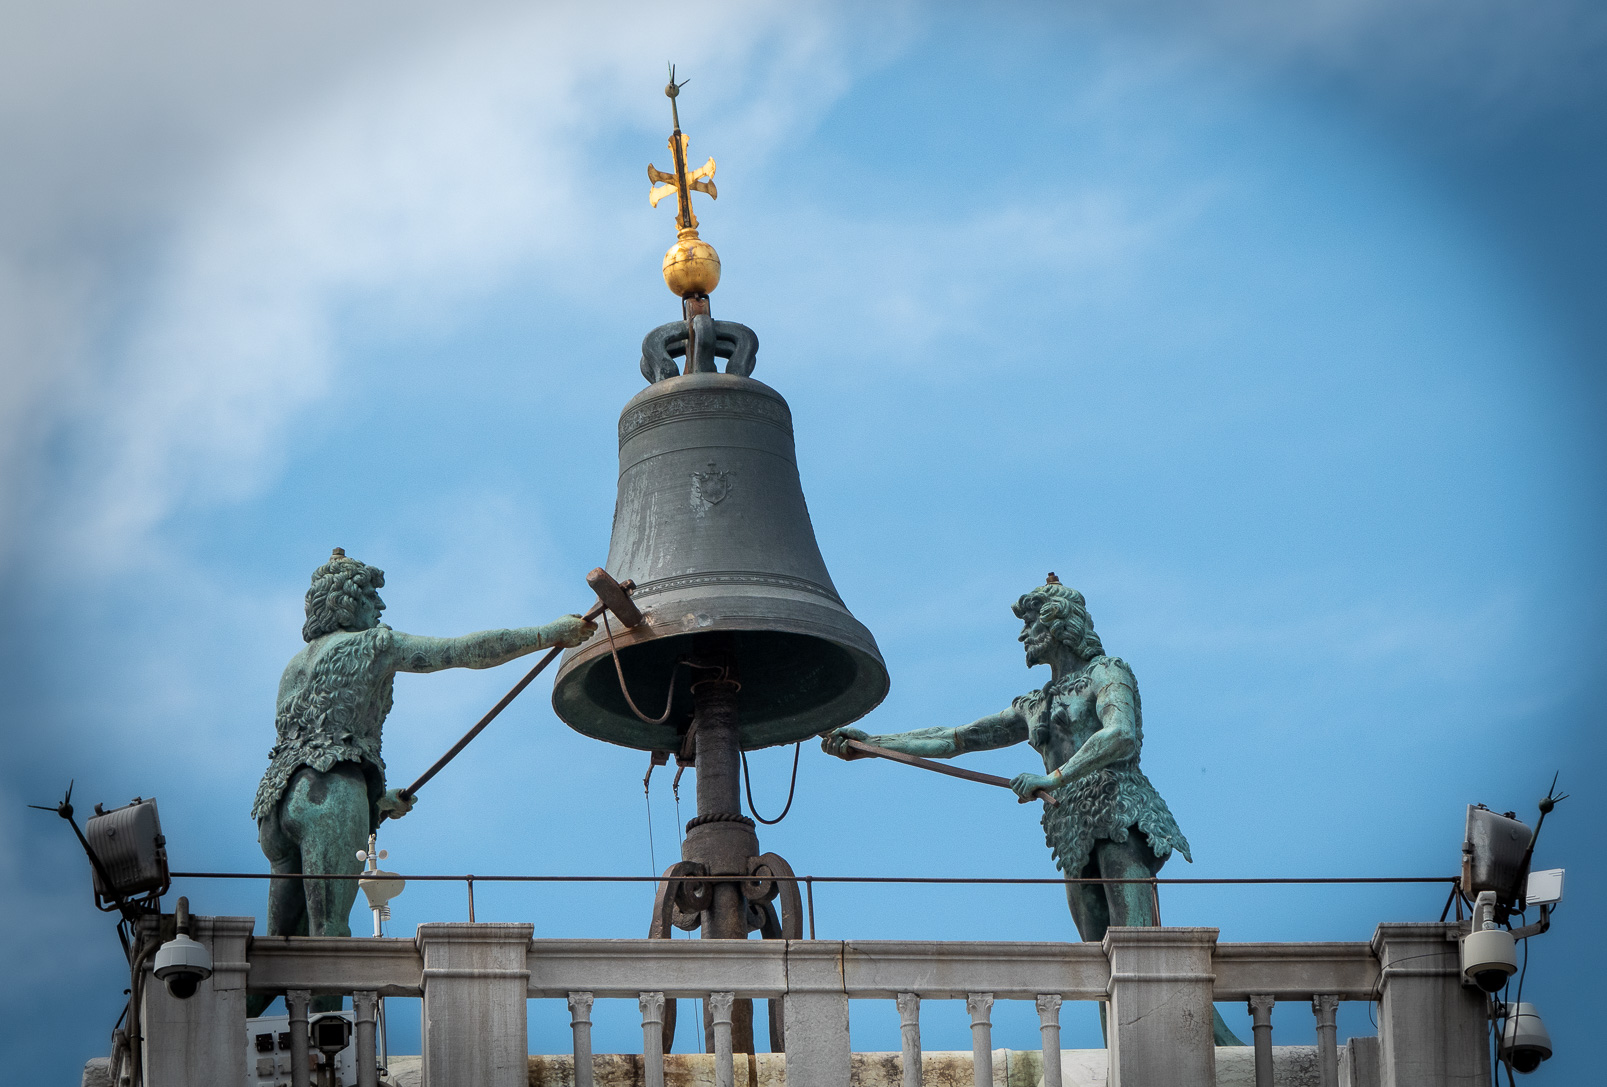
[551,317,889,752]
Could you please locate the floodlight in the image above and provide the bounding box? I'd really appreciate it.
[310,1013,352,1055]
[1461,805,1531,905]
[85,796,170,909]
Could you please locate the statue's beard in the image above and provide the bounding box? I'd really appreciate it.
[1023,634,1051,667]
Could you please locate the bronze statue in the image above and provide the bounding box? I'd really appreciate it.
[248,548,594,1015]
[824,575,1241,1045]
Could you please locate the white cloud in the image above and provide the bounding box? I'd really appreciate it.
[0,1,885,575]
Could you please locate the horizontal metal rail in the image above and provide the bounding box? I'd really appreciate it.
[172,871,1455,885]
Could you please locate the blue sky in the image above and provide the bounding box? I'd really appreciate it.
[1,1,1602,1081]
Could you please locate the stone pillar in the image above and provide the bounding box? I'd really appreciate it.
[966,993,994,1087]
[1103,927,1219,1087]
[782,942,852,1087]
[710,992,736,1087]
[568,992,595,1087]
[139,915,254,1087]
[1248,994,1275,1087]
[1371,923,1491,1087]
[1342,1036,1383,1087]
[416,923,532,1087]
[352,991,379,1087]
[286,989,312,1087]
[897,992,923,1087]
[1313,994,1340,1087]
[1036,994,1063,1087]
[640,992,667,1087]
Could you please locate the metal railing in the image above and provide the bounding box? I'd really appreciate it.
[169,869,1458,936]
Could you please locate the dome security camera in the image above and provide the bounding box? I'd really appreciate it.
[153,896,212,1000]
[1461,925,1517,993]
[1460,891,1518,993]
[1498,1002,1553,1074]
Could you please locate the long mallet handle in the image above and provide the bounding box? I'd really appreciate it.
[841,737,1058,806]
[389,571,639,812]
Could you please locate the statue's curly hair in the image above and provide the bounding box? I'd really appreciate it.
[1012,578,1105,661]
[302,549,386,642]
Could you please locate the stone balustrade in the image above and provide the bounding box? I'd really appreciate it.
[130,920,1492,1087]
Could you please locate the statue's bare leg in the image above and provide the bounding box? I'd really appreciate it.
[1063,855,1111,943]
[281,763,370,1012]
[1096,834,1164,928]
[1087,831,1245,1046]
[249,810,310,1017]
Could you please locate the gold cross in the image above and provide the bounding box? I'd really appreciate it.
[649,134,717,230]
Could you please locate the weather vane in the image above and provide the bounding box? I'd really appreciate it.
[649,64,721,301]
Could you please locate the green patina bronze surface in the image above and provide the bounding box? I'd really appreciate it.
[824,576,1242,1046]
[248,548,594,1015]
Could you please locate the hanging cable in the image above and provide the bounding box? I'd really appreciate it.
[603,610,681,725]
[645,775,657,877]
[673,773,685,844]
[741,742,802,825]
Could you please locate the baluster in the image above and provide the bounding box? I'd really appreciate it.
[966,993,994,1087]
[352,991,378,1087]
[1312,995,1340,1087]
[896,993,923,1087]
[1036,994,1063,1087]
[640,992,667,1087]
[1247,994,1275,1087]
[710,992,736,1087]
[568,992,595,1087]
[285,989,312,1087]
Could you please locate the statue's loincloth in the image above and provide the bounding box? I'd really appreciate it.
[1040,761,1192,877]
[251,739,385,826]
[251,625,394,827]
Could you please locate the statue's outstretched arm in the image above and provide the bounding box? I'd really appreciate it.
[822,709,1026,760]
[388,616,596,673]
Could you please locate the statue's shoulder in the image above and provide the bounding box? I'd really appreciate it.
[329,624,395,651]
[1011,688,1047,713]
[1086,655,1137,685]
[299,625,395,667]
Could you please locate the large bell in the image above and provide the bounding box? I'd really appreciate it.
[552,326,888,752]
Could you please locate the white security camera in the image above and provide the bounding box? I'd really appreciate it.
[1460,891,1517,993]
[1498,1002,1553,1073]
[152,896,212,999]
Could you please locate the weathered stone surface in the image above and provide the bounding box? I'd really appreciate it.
[379,1049,1325,1087]
[417,923,533,1087]
[140,915,254,1087]
[1105,927,1218,1087]
[1371,924,1490,1087]
[1339,1037,1381,1087]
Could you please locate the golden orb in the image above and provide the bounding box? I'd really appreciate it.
[662,228,721,297]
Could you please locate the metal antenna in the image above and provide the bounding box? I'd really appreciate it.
[26,779,74,817]
[666,62,688,132]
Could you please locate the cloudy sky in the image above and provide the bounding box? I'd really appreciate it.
[2,1,1602,1081]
